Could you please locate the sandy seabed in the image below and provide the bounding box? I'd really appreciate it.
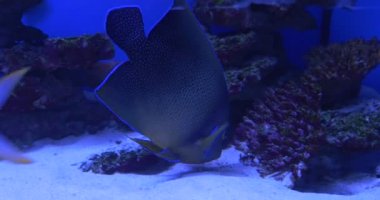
[1,129,379,200]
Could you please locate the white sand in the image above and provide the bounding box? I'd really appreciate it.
[1,129,379,200]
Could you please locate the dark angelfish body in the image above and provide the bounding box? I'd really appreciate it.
[96,0,229,163]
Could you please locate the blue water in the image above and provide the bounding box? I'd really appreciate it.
[23,0,380,91]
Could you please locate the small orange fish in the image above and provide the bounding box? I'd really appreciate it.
[0,134,33,164]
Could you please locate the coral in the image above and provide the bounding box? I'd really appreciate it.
[298,0,358,8]
[0,33,114,72]
[234,77,322,178]
[194,4,261,31]
[194,0,317,33]
[80,148,172,175]
[197,0,296,7]
[0,34,120,143]
[305,39,380,108]
[0,0,47,48]
[210,32,275,67]
[321,98,380,150]
[210,32,258,67]
[225,57,277,95]
[0,33,114,112]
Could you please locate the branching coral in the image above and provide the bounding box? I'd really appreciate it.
[234,77,322,178]
[305,39,380,108]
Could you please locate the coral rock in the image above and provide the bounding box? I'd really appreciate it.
[0,33,114,112]
[80,148,172,175]
[0,0,47,48]
[321,98,380,150]
[305,39,380,109]
[210,32,275,67]
[0,34,120,142]
[225,57,277,95]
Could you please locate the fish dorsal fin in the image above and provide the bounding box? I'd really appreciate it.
[0,68,29,109]
[106,7,146,58]
[106,0,176,58]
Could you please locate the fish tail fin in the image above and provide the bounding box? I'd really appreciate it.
[106,7,146,56]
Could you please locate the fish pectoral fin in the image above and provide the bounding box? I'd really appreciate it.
[129,138,164,153]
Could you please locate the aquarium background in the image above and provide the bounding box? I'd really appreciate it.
[23,0,380,92]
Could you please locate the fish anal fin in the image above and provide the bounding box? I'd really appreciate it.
[155,148,179,162]
[130,138,163,154]
[130,137,179,162]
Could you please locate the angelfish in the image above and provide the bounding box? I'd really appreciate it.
[0,68,32,164]
[96,0,229,164]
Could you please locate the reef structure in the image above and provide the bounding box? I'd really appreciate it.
[0,34,120,144]
[194,0,319,33]
[233,38,380,181]
[80,148,172,175]
[225,57,278,95]
[305,38,380,109]
[0,0,47,48]
[321,98,380,150]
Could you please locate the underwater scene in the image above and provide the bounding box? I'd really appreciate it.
[1,0,380,199]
